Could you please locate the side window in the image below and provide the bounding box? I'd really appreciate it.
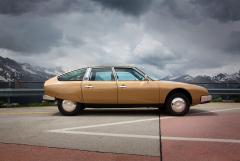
[58,68,86,81]
[115,68,145,81]
[89,68,114,81]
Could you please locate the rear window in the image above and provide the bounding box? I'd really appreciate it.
[58,68,86,81]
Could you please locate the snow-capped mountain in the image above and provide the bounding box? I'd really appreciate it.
[163,72,240,83]
[1,55,240,84]
[163,75,194,83]
[0,56,63,82]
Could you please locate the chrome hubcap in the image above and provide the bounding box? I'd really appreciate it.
[171,98,186,113]
[62,100,77,112]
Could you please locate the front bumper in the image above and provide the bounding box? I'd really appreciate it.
[200,95,212,103]
[43,95,55,101]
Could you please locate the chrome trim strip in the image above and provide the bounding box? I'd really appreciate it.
[112,67,117,81]
[83,67,91,81]
[87,67,115,81]
[134,67,152,81]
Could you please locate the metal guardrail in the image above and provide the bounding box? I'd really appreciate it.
[0,89,44,97]
[1,81,239,104]
[0,81,240,97]
[208,89,240,95]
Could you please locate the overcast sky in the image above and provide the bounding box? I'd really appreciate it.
[0,0,240,78]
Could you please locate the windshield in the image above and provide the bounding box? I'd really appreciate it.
[134,67,158,80]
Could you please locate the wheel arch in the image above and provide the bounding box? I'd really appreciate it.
[165,88,192,105]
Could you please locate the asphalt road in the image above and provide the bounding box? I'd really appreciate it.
[0,103,240,161]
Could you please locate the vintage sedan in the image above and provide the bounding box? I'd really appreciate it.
[44,66,212,116]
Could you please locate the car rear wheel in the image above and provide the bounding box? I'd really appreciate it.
[165,93,190,116]
[57,99,83,116]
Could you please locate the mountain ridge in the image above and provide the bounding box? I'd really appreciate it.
[162,71,240,83]
[1,56,240,83]
[0,56,63,82]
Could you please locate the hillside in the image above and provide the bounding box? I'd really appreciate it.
[0,56,63,82]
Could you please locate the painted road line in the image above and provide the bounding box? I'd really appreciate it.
[52,131,159,139]
[48,107,240,133]
[48,129,240,144]
[0,112,54,115]
[162,136,240,144]
[48,117,159,132]
[188,107,240,116]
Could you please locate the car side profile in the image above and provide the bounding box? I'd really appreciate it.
[44,66,212,116]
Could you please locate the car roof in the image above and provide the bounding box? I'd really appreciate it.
[87,65,135,68]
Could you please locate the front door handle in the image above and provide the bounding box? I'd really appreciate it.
[85,85,93,88]
[119,85,127,88]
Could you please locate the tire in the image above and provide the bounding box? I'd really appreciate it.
[165,93,190,116]
[57,99,84,116]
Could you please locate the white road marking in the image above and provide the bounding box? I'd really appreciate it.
[52,131,159,139]
[0,112,53,115]
[48,130,240,144]
[162,136,240,144]
[48,116,174,133]
[48,107,240,133]
[47,107,240,144]
[48,117,159,132]
[188,107,240,116]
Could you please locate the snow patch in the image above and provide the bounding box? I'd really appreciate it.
[22,65,37,74]
[184,75,193,81]
[0,75,7,81]
[0,75,12,82]
[5,65,16,72]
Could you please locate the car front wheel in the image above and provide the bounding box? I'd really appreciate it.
[165,93,190,116]
[57,99,83,116]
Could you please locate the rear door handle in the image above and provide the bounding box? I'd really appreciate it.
[119,85,127,88]
[85,85,93,88]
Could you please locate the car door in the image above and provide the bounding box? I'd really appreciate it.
[115,67,159,104]
[82,67,117,104]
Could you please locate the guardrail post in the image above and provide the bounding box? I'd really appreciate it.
[8,81,11,104]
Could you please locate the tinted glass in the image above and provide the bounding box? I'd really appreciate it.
[89,68,114,81]
[115,68,145,81]
[58,68,86,81]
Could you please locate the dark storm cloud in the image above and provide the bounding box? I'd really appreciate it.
[160,0,196,20]
[0,0,45,15]
[0,0,239,76]
[134,54,176,68]
[0,0,94,53]
[225,31,240,54]
[0,0,93,15]
[192,0,240,22]
[92,0,153,16]
[0,16,62,53]
[159,0,240,22]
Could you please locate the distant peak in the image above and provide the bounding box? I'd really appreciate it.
[0,56,63,82]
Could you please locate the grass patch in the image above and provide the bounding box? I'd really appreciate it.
[211,96,222,102]
[22,101,56,107]
[233,96,240,103]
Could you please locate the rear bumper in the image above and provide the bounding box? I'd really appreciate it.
[200,95,212,103]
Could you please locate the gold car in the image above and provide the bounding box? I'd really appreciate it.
[44,66,212,116]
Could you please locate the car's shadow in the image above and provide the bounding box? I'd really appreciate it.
[52,107,218,117]
[53,108,159,116]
